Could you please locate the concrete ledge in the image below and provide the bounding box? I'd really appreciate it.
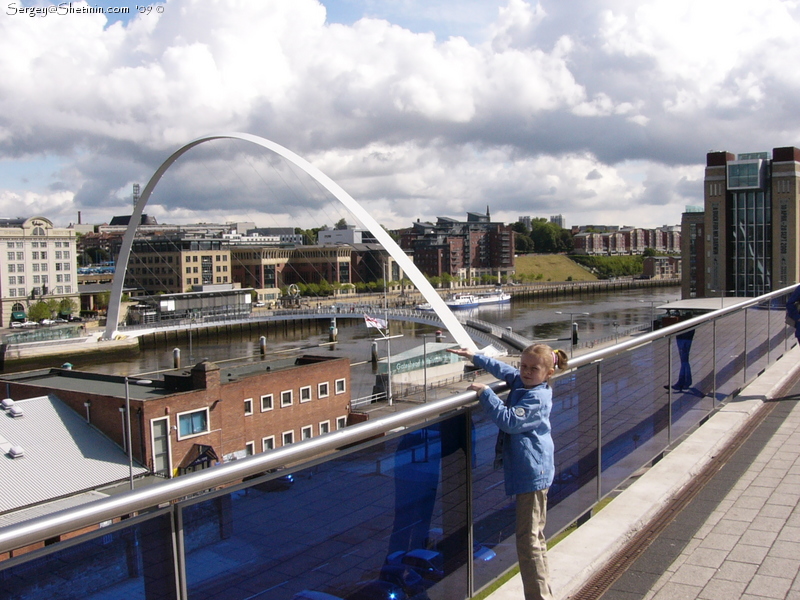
[487,344,800,600]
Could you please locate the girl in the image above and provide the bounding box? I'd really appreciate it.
[448,344,568,600]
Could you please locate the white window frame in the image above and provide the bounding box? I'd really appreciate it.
[319,420,330,436]
[260,394,273,412]
[280,389,293,407]
[301,425,313,440]
[176,407,210,440]
[336,416,347,430]
[245,441,255,456]
[244,398,253,416]
[335,378,347,394]
[299,385,312,403]
[282,430,294,446]
[318,382,329,398]
[262,436,275,452]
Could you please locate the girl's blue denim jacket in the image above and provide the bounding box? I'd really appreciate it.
[472,354,555,496]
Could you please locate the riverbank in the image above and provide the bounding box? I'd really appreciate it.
[0,278,678,366]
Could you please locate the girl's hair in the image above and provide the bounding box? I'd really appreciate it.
[522,343,569,372]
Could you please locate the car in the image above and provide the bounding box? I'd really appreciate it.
[21,320,39,328]
[254,301,266,307]
[473,544,496,562]
[39,319,54,326]
[68,315,83,322]
[378,564,428,597]
[53,318,68,323]
[242,469,294,492]
[386,549,443,582]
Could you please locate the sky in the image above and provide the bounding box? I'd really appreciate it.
[2,0,800,232]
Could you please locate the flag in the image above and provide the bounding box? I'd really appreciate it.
[364,314,387,330]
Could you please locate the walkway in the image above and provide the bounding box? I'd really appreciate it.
[486,344,800,600]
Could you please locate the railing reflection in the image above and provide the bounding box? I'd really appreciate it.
[0,287,796,600]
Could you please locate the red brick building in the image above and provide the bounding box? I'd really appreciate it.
[1,355,351,480]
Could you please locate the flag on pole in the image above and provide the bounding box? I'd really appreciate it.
[364,314,388,330]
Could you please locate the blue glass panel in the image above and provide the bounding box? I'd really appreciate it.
[546,366,598,535]
[744,304,771,382]
[669,324,714,440]
[470,406,523,593]
[182,417,470,600]
[0,513,175,600]
[600,339,669,496]
[714,311,746,401]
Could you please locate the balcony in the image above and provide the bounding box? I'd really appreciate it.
[0,287,796,600]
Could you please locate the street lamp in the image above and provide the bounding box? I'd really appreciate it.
[555,311,590,357]
[124,376,153,490]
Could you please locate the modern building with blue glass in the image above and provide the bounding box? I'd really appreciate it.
[694,146,800,298]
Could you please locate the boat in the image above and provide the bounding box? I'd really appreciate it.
[445,291,511,309]
[416,289,511,311]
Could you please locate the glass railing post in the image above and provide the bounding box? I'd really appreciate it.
[667,336,673,445]
[466,406,475,598]
[596,363,602,503]
[175,505,188,600]
[712,320,717,408]
[744,308,749,383]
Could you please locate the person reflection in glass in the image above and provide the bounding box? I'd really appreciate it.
[673,328,695,391]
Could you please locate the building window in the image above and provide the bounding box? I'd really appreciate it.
[244,398,253,416]
[336,416,347,430]
[335,379,346,394]
[262,436,275,452]
[177,408,210,439]
[300,386,312,403]
[260,394,273,412]
[282,430,294,446]
[318,382,329,398]
[280,390,293,407]
[301,426,313,440]
[319,421,330,436]
[245,441,255,456]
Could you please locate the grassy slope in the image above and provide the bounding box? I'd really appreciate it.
[514,254,598,282]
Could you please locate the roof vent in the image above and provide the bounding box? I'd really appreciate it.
[8,405,23,418]
[1,398,14,410]
[8,445,24,458]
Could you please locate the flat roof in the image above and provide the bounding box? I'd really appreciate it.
[657,298,751,312]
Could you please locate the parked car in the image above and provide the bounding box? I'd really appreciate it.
[385,549,443,583]
[254,301,266,307]
[378,564,429,597]
[242,469,294,492]
[39,319,54,326]
[20,321,38,328]
[68,315,83,322]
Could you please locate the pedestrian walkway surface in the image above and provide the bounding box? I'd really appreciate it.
[486,344,800,600]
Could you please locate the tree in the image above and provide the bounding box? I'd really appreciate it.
[95,291,110,312]
[58,298,77,317]
[28,301,51,322]
[643,247,657,257]
[45,298,60,318]
[335,218,348,230]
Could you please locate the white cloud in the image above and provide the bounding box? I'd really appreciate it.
[0,0,798,231]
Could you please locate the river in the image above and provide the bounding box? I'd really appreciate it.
[7,286,681,402]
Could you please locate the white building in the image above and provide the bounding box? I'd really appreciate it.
[0,217,78,324]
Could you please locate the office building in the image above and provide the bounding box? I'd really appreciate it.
[0,216,79,324]
[689,147,800,298]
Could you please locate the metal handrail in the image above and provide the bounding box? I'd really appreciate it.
[0,284,794,554]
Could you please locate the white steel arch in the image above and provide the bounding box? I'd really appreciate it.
[104,132,478,352]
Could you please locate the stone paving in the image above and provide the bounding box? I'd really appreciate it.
[640,386,800,600]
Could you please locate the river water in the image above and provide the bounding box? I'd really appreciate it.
[11,286,681,401]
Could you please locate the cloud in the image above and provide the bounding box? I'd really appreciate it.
[0,0,798,231]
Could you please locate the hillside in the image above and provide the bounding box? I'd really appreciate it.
[514,254,598,282]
